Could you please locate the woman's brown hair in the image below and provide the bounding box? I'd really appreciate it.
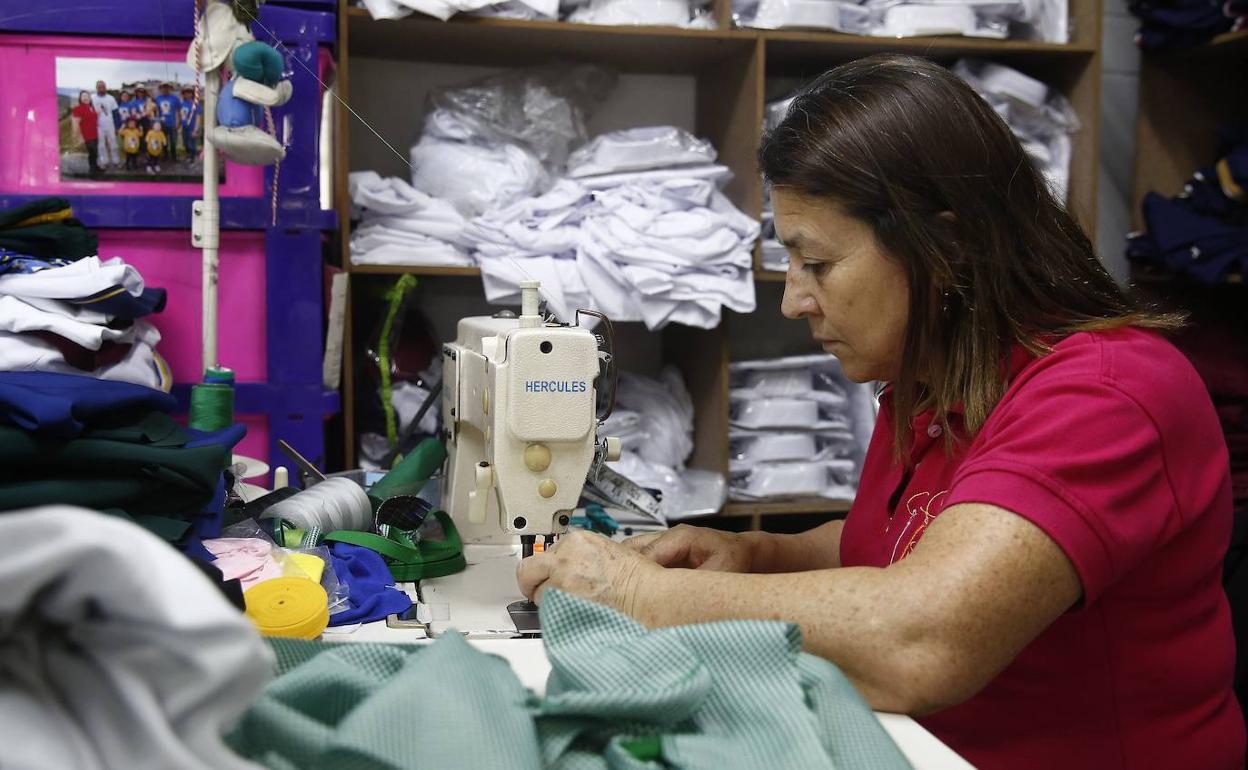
[759,54,1180,455]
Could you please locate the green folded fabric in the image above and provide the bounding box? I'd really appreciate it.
[0,197,97,260]
[0,415,226,518]
[228,591,912,770]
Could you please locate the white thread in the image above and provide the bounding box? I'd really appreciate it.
[262,477,372,531]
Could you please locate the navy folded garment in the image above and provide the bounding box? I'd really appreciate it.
[0,371,176,438]
[328,542,413,626]
[72,286,168,320]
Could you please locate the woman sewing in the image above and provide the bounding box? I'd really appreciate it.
[517,54,1244,769]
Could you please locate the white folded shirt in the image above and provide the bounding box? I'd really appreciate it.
[0,256,144,303]
[0,320,171,391]
[0,295,134,351]
[410,137,546,217]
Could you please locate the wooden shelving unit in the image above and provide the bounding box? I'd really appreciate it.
[335,0,1103,529]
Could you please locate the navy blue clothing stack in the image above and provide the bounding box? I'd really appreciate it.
[1130,0,1246,49]
[1128,128,1248,283]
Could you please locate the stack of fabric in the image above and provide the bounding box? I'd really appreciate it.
[349,171,473,268]
[470,126,757,331]
[1130,0,1245,49]
[0,198,170,390]
[735,0,1066,41]
[601,367,726,520]
[357,0,716,26]
[728,354,876,502]
[760,97,795,273]
[1128,128,1248,283]
[952,59,1079,204]
[0,371,243,554]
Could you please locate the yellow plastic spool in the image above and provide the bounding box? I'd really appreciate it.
[244,577,329,640]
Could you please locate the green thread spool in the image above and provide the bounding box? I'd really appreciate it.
[189,366,235,431]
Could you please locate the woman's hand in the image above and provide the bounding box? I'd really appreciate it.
[516,530,658,615]
[624,524,755,573]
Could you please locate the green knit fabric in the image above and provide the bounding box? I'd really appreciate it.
[229,591,911,770]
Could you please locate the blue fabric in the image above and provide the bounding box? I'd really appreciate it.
[73,285,167,319]
[0,249,73,275]
[328,542,413,626]
[216,80,263,128]
[155,94,181,128]
[0,371,176,438]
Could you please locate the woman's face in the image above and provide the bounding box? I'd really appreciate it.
[79,92,91,105]
[774,188,910,383]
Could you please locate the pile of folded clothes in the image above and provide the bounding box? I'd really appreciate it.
[356,0,715,26]
[1128,127,1248,283]
[728,354,876,502]
[0,198,170,389]
[349,171,474,268]
[1130,0,1246,49]
[469,126,757,330]
[735,0,1067,41]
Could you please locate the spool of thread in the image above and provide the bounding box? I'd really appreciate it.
[189,366,236,432]
[261,477,372,532]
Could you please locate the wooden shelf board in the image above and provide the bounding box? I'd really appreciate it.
[348,9,1096,71]
[756,269,786,282]
[347,9,755,72]
[1206,29,1248,54]
[349,264,483,276]
[720,498,853,517]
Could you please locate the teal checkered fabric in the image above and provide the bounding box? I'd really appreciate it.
[227,591,911,770]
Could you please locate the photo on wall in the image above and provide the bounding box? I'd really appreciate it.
[56,57,222,183]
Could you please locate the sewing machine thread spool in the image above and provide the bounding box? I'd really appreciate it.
[188,366,235,431]
[261,477,372,532]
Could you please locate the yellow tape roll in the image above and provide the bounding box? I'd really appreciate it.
[244,577,329,640]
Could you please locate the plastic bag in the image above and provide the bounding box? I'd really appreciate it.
[567,126,717,178]
[218,519,350,616]
[729,459,859,501]
[424,65,617,173]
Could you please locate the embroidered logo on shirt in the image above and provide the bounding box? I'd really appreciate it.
[886,490,948,564]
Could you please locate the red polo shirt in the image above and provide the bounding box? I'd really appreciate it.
[841,327,1244,769]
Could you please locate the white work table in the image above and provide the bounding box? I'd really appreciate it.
[322,545,974,770]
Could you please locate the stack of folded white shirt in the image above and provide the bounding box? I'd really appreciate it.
[349,170,474,267]
[728,354,876,502]
[760,97,795,273]
[953,59,1078,203]
[467,126,758,331]
[0,257,170,391]
[601,367,726,520]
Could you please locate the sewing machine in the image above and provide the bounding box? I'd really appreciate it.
[428,280,620,635]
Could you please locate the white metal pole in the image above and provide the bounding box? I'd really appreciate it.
[199,70,221,372]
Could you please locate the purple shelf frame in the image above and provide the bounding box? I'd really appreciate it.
[1,0,342,475]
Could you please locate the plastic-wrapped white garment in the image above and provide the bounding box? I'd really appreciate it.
[410,137,547,218]
[359,0,557,20]
[729,459,859,501]
[0,507,272,770]
[726,353,879,501]
[600,367,726,519]
[734,0,1064,40]
[0,320,171,391]
[953,59,1078,201]
[566,0,692,24]
[566,126,717,178]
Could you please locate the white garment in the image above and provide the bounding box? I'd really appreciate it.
[362,0,556,20]
[0,295,132,350]
[91,93,121,165]
[409,137,546,217]
[20,296,113,325]
[0,320,171,391]
[0,256,145,303]
[0,507,271,770]
[566,127,716,178]
[187,0,254,73]
[348,171,474,267]
[576,163,733,191]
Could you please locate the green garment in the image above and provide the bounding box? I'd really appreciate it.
[0,412,226,522]
[228,591,912,770]
[0,197,97,259]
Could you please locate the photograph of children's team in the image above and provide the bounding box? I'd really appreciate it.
[59,59,213,182]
